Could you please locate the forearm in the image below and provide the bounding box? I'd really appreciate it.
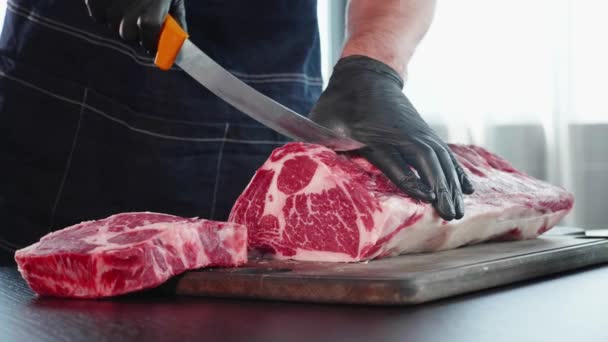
[341,0,436,77]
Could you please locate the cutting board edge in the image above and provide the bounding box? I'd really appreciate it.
[174,238,608,305]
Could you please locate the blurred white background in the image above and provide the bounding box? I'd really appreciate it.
[0,2,5,32]
[1,2,604,228]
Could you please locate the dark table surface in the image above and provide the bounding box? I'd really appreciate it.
[1,265,607,342]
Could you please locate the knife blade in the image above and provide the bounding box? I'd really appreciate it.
[154,16,365,152]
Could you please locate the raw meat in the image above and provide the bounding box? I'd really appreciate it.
[15,212,247,298]
[229,143,574,262]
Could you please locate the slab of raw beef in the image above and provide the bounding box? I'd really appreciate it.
[229,143,574,262]
[15,212,247,298]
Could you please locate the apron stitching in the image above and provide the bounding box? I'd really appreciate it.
[0,71,285,144]
[7,1,149,61]
[6,1,180,70]
[209,123,230,220]
[0,237,21,249]
[7,2,325,81]
[0,239,18,252]
[48,88,88,232]
[8,2,322,80]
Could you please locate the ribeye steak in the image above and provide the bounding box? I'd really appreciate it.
[229,143,574,262]
[15,212,247,298]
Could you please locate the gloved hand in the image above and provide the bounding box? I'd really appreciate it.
[84,0,187,53]
[310,55,474,221]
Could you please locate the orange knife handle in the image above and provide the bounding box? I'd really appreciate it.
[155,15,189,71]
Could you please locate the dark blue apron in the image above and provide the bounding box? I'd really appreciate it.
[0,0,322,262]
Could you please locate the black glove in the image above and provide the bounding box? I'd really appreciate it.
[310,55,474,221]
[84,0,187,53]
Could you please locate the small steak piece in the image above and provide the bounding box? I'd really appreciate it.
[229,143,574,262]
[15,212,247,298]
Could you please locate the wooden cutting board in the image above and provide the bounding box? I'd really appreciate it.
[173,235,608,305]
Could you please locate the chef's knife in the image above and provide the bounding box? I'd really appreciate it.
[154,16,365,152]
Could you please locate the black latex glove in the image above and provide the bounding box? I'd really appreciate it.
[84,0,187,53]
[310,55,474,221]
